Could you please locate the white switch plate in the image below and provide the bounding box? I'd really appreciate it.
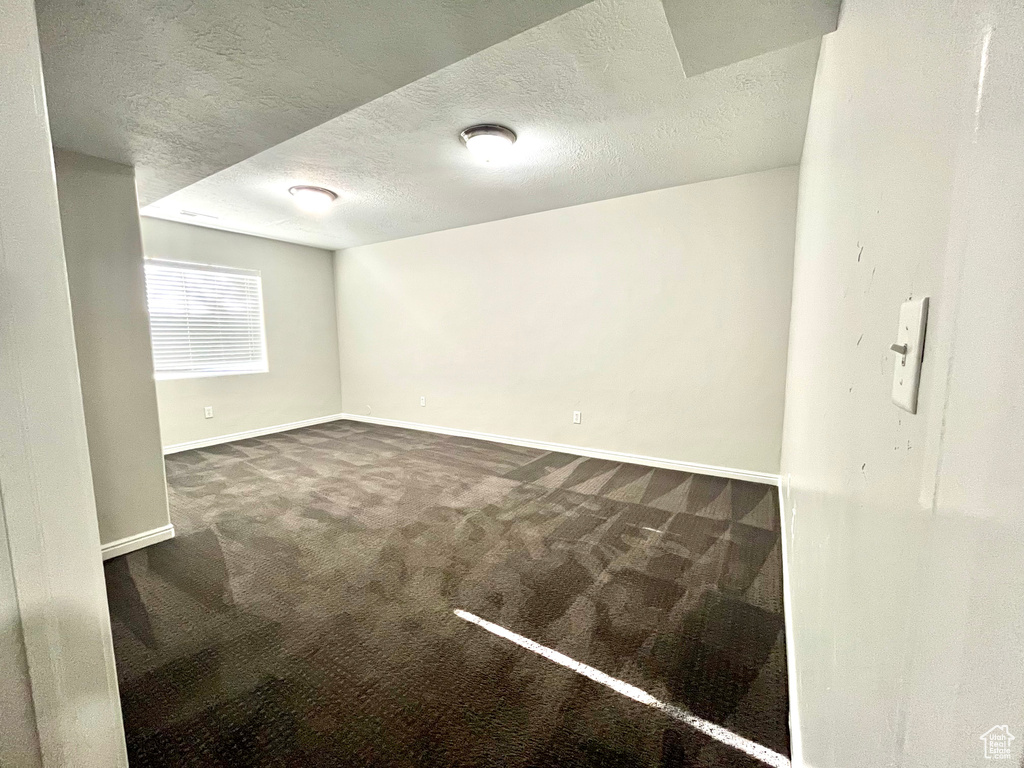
[204,406,214,419]
[573,411,581,424]
[420,396,426,407]
[891,297,929,413]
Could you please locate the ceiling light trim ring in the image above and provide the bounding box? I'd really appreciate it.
[288,185,339,201]
[459,124,517,146]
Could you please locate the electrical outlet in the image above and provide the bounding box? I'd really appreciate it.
[573,411,581,424]
[420,396,426,407]
[204,406,214,419]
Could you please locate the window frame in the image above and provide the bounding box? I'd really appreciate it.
[143,257,270,381]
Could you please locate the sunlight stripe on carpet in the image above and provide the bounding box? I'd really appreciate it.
[454,609,790,768]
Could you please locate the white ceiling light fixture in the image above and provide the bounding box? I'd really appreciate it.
[460,124,517,163]
[288,185,338,212]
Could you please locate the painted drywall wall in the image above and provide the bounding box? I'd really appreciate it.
[780,1,1024,766]
[336,167,796,475]
[55,150,171,547]
[0,0,127,763]
[141,218,343,448]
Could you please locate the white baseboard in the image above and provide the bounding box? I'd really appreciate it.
[101,523,175,560]
[162,413,347,455]
[777,477,803,767]
[340,413,780,485]
[162,410,780,485]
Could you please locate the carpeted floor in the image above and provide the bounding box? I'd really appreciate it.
[104,420,789,767]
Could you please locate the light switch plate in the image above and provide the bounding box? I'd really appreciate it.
[891,297,929,413]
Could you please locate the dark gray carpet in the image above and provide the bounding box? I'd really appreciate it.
[104,420,789,767]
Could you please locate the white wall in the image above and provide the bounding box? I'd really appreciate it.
[781,1,1024,766]
[337,167,796,475]
[141,218,343,448]
[0,0,126,763]
[55,150,171,547]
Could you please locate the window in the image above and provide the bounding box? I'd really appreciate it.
[144,259,268,379]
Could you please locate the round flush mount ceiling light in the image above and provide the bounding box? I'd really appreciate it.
[288,185,338,212]
[460,124,517,163]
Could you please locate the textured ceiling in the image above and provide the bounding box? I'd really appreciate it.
[36,0,591,204]
[143,0,821,249]
[662,0,838,75]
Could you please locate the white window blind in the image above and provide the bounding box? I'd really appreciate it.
[144,259,268,379]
